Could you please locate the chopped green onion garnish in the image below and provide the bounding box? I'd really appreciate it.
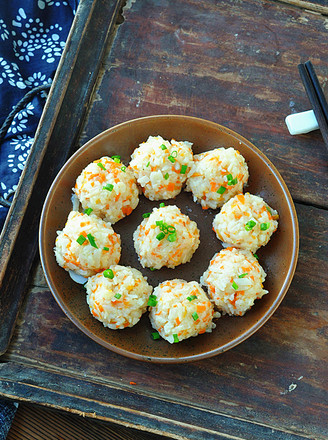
[266,206,272,215]
[167,225,176,233]
[112,155,121,163]
[103,246,109,251]
[238,273,248,278]
[173,334,179,343]
[180,165,187,174]
[84,208,93,215]
[87,233,98,248]
[76,234,87,245]
[245,220,256,231]
[97,162,106,170]
[171,150,178,158]
[260,222,270,231]
[156,220,164,227]
[192,312,199,321]
[121,166,126,172]
[156,232,166,241]
[164,173,169,180]
[253,253,259,260]
[232,281,239,290]
[103,184,114,191]
[187,295,197,301]
[217,186,226,194]
[228,177,238,185]
[168,155,176,163]
[226,173,233,181]
[148,295,158,306]
[103,269,114,279]
[159,202,165,207]
[167,232,177,242]
[146,161,150,167]
[114,293,121,299]
[151,331,160,340]
[150,267,157,271]
[160,144,167,150]
[142,213,151,218]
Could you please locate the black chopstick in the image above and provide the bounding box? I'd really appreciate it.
[305,61,328,124]
[298,62,328,151]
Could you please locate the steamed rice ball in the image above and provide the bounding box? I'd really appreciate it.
[86,265,152,329]
[74,156,139,224]
[185,147,249,209]
[133,205,200,269]
[149,279,216,343]
[129,135,193,200]
[213,193,278,252]
[200,248,268,316]
[55,211,121,277]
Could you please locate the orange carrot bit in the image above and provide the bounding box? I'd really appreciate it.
[198,329,206,334]
[210,182,217,192]
[130,381,137,385]
[92,309,98,317]
[166,182,175,192]
[196,304,206,313]
[122,205,133,216]
[175,317,181,326]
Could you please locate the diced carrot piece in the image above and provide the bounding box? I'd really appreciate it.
[236,194,245,204]
[166,182,175,192]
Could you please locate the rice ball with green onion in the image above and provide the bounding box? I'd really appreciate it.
[200,248,268,316]
[54,211,121,277]
[133,205,200,270]
[149,279,216,343]
[213,193,278,252]
[129,135,193,200]
[74,156,139,224]
[86,265,152,329]
[185,147,249,209]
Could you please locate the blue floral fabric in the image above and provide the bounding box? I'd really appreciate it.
[0,0,78,230]
[0,1,78,437]
[0,401,18,440]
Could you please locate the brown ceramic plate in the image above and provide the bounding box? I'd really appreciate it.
[39,115,299,363]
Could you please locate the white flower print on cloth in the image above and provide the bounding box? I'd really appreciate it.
[0,1,77,230]
[38,0,69,9]
[7,116,28,135]
[0,182,17,208]
[7,102,35,135]
[12,9,66,64]
[7,135,34,173]
[25,72,52,88]
[0,18,10,41]
[0,57,27,89]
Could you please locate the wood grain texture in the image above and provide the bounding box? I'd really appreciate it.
[82,0,328,208]
[0,0,123,355]
[277,0,328,14]
[2,202,327,440]
[7,403,167,440]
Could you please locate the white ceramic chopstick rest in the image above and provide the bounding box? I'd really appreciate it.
[285,109,319,135]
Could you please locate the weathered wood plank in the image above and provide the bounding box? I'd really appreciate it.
[0,363,316,440]
[2,203,327,440]
[82,0,328,208]
[0,0,123,355]
[276,0,328,14]
[8,403,168,440]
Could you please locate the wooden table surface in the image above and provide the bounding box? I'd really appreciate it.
[1,0,327,439]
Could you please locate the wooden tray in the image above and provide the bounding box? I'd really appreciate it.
[1,1,327,439]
